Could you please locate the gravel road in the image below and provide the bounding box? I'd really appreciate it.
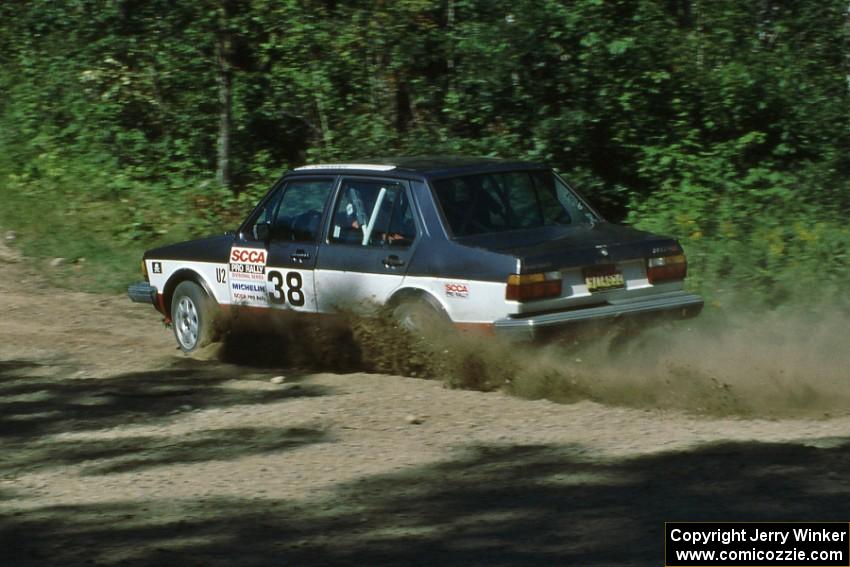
[2,250,849,566]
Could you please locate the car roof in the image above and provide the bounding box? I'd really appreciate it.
[289,156,550,180]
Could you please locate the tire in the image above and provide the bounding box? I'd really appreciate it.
[171,281,214,353]
[392,298,449,336]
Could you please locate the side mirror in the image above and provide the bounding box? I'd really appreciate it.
[253,221,271,243]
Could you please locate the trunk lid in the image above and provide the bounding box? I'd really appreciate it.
[456,223,685,315]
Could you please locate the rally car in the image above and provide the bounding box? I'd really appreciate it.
[128,157,703,352]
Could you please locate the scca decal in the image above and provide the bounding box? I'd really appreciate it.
[230,247,267,264]
[444,282,469,298]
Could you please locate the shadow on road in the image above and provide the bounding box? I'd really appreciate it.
[0,358,330,477]
[0,358,327,439]
[3,439,849,566]
[4,426,328,477]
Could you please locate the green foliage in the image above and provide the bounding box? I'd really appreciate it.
[0,0,847,305]
[629,127,850,307]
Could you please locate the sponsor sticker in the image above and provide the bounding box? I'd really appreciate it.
[444,282,469,298]
[151,261,162,274]
[229,246,268,305]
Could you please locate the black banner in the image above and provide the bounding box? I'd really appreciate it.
[665,522,850,566]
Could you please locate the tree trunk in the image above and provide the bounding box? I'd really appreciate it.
[216,28,233,189]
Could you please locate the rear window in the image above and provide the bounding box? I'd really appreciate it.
[432,170,597,236]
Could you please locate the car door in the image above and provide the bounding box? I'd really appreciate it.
[315,177,420,312]
[232,177,335,311]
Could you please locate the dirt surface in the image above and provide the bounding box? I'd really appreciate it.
[2,251,850,566]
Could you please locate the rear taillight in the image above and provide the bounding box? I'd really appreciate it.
[647,254,687,284]
[141,260,149,282]
[506,271,562,301]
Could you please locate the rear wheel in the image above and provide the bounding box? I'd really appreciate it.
[392,298,449,336]
[171,281,215,353]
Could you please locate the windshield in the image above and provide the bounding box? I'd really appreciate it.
[432,170,597,236]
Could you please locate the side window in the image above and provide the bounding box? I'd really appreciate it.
[329,179,416,247]
[267,179,334,241]
[247,188,284,240]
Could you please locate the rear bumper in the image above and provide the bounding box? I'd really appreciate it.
[493,290,703,339]
[127,281,157,305]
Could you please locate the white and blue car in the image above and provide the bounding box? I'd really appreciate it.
[129,157,703,352]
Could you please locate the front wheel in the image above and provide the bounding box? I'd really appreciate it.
[171,281,215,353]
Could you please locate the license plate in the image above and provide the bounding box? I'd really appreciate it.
[584,265,625,292]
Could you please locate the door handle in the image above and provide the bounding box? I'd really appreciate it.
[290,250,311,262]
[382,255,405,268]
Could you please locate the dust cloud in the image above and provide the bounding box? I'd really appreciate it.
[507,306,850,418]
[217,303,850,418]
